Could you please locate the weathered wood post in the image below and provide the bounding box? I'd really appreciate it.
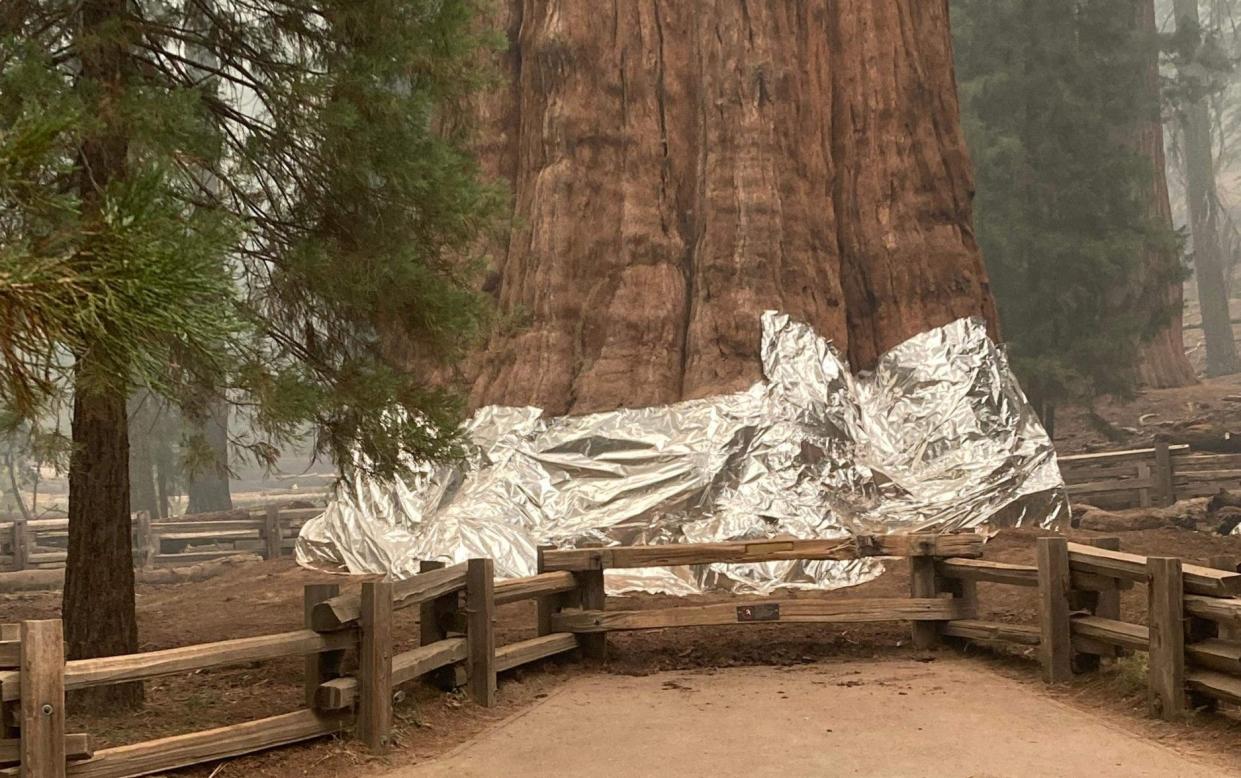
[303,584,343,708]
[358,581,393,752]
[263,506,282,561]
[418,560,463,690]
[11,521,28,572]
[135,511,153,569]
[535,545,558,637]
[1036,536,1073,683]
[1209,555,1240,641]
[465,558,496,708]
[20,620,65,778]
[574,549,607,661]
[147,519,161,568]
[1088,537,1122,621]
[909,534,943,650]
[1136,462,1153,508]
[1153,439,1175,507]
[1069,537,1122,672]
[1,623,17,740]
[1147,556,1185,719]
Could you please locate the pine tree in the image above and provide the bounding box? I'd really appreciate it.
[953,0,1185,432]
[0,0,502,707]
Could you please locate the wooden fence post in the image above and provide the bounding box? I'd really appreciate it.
[1,622,17,739]
[303,584,343,708]
[1147,556,1185,720]
[358,581,393,753]
[419,560,463,690]
[11,521,27,572]
[20,620,65,778]
[1209,556,1240,641]
[263,506,282,561]
[575,549,607,661]
[148,520,161,568]
[1136,462,1153,508]
[535,545,558,637]
[1036,536,1073,683]
[135,512,153,569]
[465,558,496,708]
[909,536,942,650]
[1153,439,1175,507]
[1070,537,1122,671]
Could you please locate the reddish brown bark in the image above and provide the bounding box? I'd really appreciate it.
[470,1,998,415]
[1134,0,1197,388]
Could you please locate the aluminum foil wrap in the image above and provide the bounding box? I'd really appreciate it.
[296,312,1067,593]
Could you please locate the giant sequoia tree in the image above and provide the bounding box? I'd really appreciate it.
[1136,0,1197,389]
[1170,0,1241,376]
[468,1,999,415]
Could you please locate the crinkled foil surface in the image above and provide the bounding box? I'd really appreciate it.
[296,312,1067,594]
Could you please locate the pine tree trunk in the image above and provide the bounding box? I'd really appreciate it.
[62,0,142,710]
[64,371,141,708]
[470,1,998,414]
[1174,0,1240,377]
[186,399,232,515]
[1134,0,1196,388]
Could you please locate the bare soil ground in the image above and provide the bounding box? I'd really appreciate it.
[2,525,1241,777]
[1056,373,1241,454]
[390,660,1238,778]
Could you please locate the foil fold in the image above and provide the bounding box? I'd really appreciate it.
[296,312,1067,593]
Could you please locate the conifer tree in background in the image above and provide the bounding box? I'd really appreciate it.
[1135,0,1198,389]
[1169,0,1241,376]
[0,0,502,707]
[952,0,1184,434]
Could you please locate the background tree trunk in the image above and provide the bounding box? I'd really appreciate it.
[1174,0,1240,377]
[470,0,998,415]
[185,399,232,515]
[127,392,161,519]
[1135,0,1197,388]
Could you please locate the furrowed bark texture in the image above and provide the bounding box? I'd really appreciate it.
[1134,0,1196,388]
[470,1,999,415]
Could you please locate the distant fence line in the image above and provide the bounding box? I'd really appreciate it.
[0,502,327,574]
[1059,441,1241,509]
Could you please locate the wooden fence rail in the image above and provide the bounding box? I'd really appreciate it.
[939,536,1241,721]
[6,530,1241,775]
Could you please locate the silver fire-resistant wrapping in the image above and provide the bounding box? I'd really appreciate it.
[295,312,1067,593]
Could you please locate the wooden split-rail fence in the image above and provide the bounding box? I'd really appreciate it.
[0,506,324,574]
[2,531,1240,776]
[1059,440,1241,509]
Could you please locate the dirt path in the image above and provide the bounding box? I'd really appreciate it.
[385,658,1237,778]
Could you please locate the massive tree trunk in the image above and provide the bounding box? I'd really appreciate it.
[1135,0,1197,388]
[63,0,141,709]
[470,1,999,415]
[1174,0,1240,377]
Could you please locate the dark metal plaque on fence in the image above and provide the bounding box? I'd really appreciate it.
[736,603,780,622]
